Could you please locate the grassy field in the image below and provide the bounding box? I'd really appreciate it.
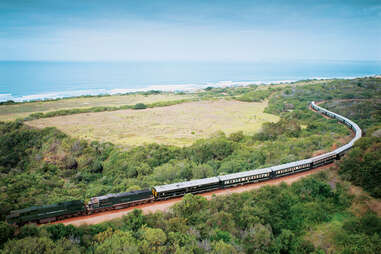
[0,93,195,121]
[26,99,279,146]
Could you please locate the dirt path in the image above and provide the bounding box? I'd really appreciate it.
[56,164,332,226]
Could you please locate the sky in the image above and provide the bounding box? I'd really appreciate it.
[0,0,380,62]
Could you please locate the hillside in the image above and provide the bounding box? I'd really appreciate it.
[0,77,380,253]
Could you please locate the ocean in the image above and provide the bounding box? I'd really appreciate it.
[0,60,380,102]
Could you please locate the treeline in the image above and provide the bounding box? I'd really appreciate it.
[265,77,381,116]
[198,84,281,102]
[2,175,369,253]
[23,98,195,121]
[321,100,381,131]
[236,89,274,102]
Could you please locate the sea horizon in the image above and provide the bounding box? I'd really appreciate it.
[1,60,380,102]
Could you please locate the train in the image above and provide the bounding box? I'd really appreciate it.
[5,101,362,225]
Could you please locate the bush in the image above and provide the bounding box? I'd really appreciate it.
[133,103,147,110]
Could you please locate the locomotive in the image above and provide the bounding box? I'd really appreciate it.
[6,101,362,225]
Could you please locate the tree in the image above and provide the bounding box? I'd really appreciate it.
[0,222,15,247]
[243,223,273,253]
[123,209,145,232]
[273,229,295,254]
[192,164,214,179]
[139,226,167,254]
[1,237,55,254]
[18,224,39,238]
[173,194,208,223]
[211,240,238,254]
[133,103,147,109]
[94,230,138,254]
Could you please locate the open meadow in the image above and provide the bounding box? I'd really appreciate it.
[0,93,195,121]
[26,99,279,146]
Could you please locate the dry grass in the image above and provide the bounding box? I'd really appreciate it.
[26,100,279,146]
[0,93,195,121]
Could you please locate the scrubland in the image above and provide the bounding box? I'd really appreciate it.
[0,93,195,121]
[27,100,279,146]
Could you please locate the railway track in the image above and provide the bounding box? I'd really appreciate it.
[55,163,337,226]
[51,101,357,226]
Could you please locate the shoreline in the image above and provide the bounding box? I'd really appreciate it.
[0,75,375,103]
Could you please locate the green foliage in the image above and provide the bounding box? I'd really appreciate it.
[1,236,81,254]
[236,89,272,102]
[0,175,367,253]
[45,224,81,241]
[322,100,381,130]
[185,136,235,164]
[0,100,16,105]
[94,229,138,254]
[17,224,39,239]
[0,222,15,247]
[1,77,381,252]
[133,103,147,109]
[332,213,381,254]
[254,119,301,141]
[338,136,381,197]
[122,209,145,232]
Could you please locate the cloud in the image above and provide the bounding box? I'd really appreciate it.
[0,0,380,61]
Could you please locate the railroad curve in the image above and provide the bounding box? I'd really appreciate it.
[53,101,361,226]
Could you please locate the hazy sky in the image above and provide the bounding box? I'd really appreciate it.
[0,0,380,61]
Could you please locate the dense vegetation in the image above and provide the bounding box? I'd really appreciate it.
[0,110,348,219]
[321,100,381,198]
[0,77,381,253]
[0,174,361,253]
